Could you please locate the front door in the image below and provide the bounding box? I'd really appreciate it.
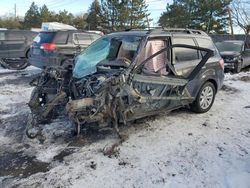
[6,31,26,58]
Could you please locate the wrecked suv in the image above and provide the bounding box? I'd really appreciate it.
[27,29,224,137]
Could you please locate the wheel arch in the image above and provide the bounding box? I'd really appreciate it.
[25,48,31,58]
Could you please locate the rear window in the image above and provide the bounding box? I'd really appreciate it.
[33,32,56,45]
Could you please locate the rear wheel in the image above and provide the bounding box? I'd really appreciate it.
[190,82,216,113]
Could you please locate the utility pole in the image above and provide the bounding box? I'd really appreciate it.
[146,15,150,30]
[228,6,234,38]
[14,3,17,19]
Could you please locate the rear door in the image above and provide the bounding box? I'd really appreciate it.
[5,31,26,58]
[128,38,191,120]
[172,37,201,77]
[0,31,8,58]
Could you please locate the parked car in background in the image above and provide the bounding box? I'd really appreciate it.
[27,28,224,137]
[29,30,101,69]
[215,40,250,73]
[0,30,37,70]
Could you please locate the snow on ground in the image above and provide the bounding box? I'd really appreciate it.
[0,67,250,188]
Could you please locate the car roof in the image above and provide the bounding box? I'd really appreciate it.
[108,31,148,37]
[107,28,211,39]
[39,30,97,34]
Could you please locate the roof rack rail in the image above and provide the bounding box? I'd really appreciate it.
[125,27,163,32]
[146,28,208,36]
[163,28,208,36]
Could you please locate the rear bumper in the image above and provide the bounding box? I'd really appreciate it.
[29,55,60,69]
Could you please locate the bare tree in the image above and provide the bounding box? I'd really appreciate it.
[231,0,250,47]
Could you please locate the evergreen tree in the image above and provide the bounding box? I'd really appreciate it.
[40,5,53,22]
[128,0,150,29]
[100,0,150,31]
[86,0,102,30]
[56,10,74,25]
[73,13,88,30]
[23,2,41,28]
[158,0,232,33]
[158,2,192,28]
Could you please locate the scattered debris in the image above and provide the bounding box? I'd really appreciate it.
[90,161,97,170]
[221,84,239,94]
[102,142,121,158]
[240,76,250,82]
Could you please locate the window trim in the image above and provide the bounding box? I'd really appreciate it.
[72,33,91,45]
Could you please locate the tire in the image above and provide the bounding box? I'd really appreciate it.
[0,58,30,70]
[190,82,216,113]
[25,113,40,139]
[234,61,242,73]
[28,87,49,124]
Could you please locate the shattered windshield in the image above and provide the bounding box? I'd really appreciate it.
[215,41,243,52]
[73,34,142,78]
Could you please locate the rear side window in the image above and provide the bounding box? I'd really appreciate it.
[54,32,68,44]
[7,32,25,40]
[196,38,214,49]
[73,33,92,45]
[33,32,56,45]
[172,38,200,62]
[196,38,217,56]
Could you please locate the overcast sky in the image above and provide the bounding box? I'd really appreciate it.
[0,0,171,25]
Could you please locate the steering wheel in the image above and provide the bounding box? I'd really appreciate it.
[116,57,131,67]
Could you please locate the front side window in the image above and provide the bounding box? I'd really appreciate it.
[137,39,169,76]
[73,35,142,78]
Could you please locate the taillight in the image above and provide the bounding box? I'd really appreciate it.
[219,58,224,70]
[40,43,56,51]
